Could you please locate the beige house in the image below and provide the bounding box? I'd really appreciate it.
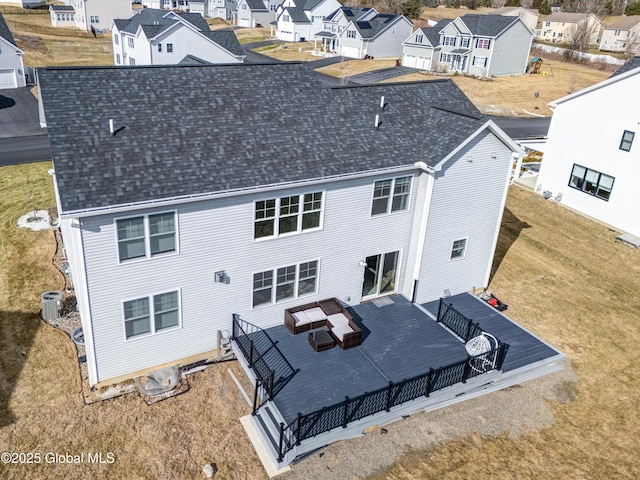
[599,16,640,53]
[492,6,539,33]
[51,0,132,32]
[535,12,601,45]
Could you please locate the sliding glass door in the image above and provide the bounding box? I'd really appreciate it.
[362,251,399,299]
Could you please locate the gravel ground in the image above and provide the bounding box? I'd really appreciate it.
[282,361,576,480]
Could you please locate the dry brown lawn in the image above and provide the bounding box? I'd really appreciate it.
[255,42,320,62]
[385,62,610,116]
[317,58,397,77]
[14,32,113,68]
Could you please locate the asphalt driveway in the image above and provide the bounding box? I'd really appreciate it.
[349,66,414,84]
[0,88,45,139]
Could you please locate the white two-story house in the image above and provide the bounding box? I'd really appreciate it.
[0,12,26,89]
[599,16,640,54]
[401,19,450,70]
[433,14,532,77]
[237,0,279,28]
[535,58,640,239]
[54,0,132,32]
[275,0,340,42]
[316,6,377,53]
[37,62,522,389]
[112,8,244,66]
[338,13,413,59]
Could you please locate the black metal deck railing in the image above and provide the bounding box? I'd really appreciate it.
[233,303,507,463]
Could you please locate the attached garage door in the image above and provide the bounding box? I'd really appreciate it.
[341,46,360,59]
[416,56,430,70]
[0,69,17,89]
[403,54,416,68]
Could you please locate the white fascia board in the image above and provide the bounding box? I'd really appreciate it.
[549,66,640,107]
[0,36,24,54]
[57,164,419,219]
[432,119,525,172]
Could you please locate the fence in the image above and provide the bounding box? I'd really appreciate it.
[436,298,484,342]
[0,6,49,15]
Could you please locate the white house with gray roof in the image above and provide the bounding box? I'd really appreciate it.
[535,58,640,239]
[112,8,244,66]
[338,13,413,59]
[401,19,450,70]
[599,16,640,54]
[433,14,532,77]
[275,0,341,42]
[0,12,26,89]
[37,62,522,392]
[54,0,132,32]
[316,6,377,53]
[237,0,277,28]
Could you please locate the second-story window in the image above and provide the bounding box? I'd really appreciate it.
[476,38,490,49]
[415,34,423,43]
[460,37,470,48]
[167,43,173,53]
[371,176,412,216]
[158,43,162,52]
[443,36,456,46]
[128,37,134,48]
[620,130,634,151]
[254,192,324,239]
[347,30,356,39]
[116,212,177,263]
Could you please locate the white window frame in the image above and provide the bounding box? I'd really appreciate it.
[252,260,320,308]
[254,191,324,240]
[472,55,487,67]
[370,176,413,216]
[475,38,490,49]
[450,238,468,261]
[620,130,634,151]
[415,34,423,43]
[347,29,356,39]
[122,289,182,341]
[167,43,173,53]
[114,210,179,264]
[127,37,134,48]
[443,36,456,46]
[460,36,470,48]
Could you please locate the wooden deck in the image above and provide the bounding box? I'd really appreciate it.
[234,293,565,469]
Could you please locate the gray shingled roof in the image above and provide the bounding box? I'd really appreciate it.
[610,56,640,78]
[245,0,268,10]
[0,12,17,47]
[458,14,517,37]
[284,7,311,23]
[38,63,487,213]
[201,30,244,56]
[354,14,406,40]
[50,5,75,11]
[416,19,450,46]
[179,54,213,65]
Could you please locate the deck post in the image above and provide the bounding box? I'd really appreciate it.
[385,381,394,411]
[277,422,285,463]
[342,396,350,428]
[268,370,275,399]
[425,368,434,397]
[295,413,302,445]
[252,379,260,415]
[436,298,443,323]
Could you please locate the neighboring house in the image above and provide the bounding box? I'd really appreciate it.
[237,0,272,28]
[338,13,413,59]
[50,5,76,28]
[0,12,26,89]
[37,62,523,390]
[535,57,640,238]
[189,0,206,16]
[599,16,640,54]
[316,6,377,53]
[401,19,450,70]
[52,0,132,32]
[430,14,532,77]
[535,12,601,45]
[275,0,341,42]
[492,6,539,33]
[112,9,244,66]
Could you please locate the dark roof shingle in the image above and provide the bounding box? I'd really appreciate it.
[0,12,17,47]
[610,56,640,78]
[38,63,487,213]
[459,14,518,37]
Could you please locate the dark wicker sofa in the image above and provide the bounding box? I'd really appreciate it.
[284,298,362,349]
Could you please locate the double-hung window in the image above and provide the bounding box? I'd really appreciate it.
[450,238,467,260]
[472,56,487,67]
[347,30,356,39]
[568,164,615,201]
[620,130,634,151]
[167,43,173,53]
[415,34,423,43]
[371,176,412,216]
[460,37,470,48]
[128,37,134,48]
[476,38,490,49]
[124,290,180,339]
[443,36,456,46]
[158,43,162,52]
[254,192,323,239]
[116,212,177,262]
[253,260,319,307]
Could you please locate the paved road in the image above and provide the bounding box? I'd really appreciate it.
[0,135,51,166]
[348,66,414,84]
[488,115,550,139]
[0,88,44,139]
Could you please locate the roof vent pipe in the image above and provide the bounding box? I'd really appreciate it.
[375,114,380,129]
[109,119,115,136]
[380,95,385,109]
